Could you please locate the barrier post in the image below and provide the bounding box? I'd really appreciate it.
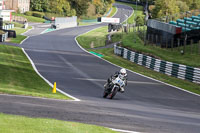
[184,39,186,54]
[171,38,174,51]
[151,34,154,45]
[190,40,193,54]
[178,38,180,51]
[147,34,150,45]
[156,35,158,46]
[52,82,56,93]
[199,41,200,55]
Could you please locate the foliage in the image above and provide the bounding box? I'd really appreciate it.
[135,15,145,26]
[24,11,33,16]
[151,0,200,18]
[50,0,71,15]
[152,0,180,18]
[30,0,50,12]
[30,0,115,17]
[176,1,189,13]
[93,0,113,15]
[44,12,65,18]
[70,0,90,16]
[32,11,45,18]
[189,0,200,10]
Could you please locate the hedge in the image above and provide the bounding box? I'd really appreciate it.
[32,12,45,18]
[24,11,33,16]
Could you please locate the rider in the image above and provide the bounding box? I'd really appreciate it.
[104,68,128,93]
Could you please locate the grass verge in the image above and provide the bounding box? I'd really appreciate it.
[0,45,71,100]
[12,12,45,23]
[9,26,32,44]
[108,6,117,17]
[0,113,117,133]
[76,26,200,95]
[77,26,108,48]
[119,31,200,68]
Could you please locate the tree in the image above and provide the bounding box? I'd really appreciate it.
[30,0,43,12]
[189,0,200,10]
[135,15,145,26]
[152,0,179,18]
[176,1,189,13]
[71,9,77,16]
[181,0,193,8]
[93,0,104,14]
[63,1,72,16]
[70,0,90,17]
[30,0,115,17]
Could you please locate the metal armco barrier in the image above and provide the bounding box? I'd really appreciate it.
[114,45,200,84]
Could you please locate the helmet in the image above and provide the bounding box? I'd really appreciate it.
[119,68,127,79]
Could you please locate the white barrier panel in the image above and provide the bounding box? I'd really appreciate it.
[101,17,120,23]
[54,16,77,29]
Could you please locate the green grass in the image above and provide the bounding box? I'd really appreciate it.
[11,27,31,35]
[108,6,117,17]
[119,32,200,67]
[9,35,27,44]
[77,26,108,48]
[0,45,71,100]
[9,26,32,44]
[12,12,45,23]
[3,21,24,28]
[0,113,117,133]
[76,26,200,95]
[116,1,144,24]
[12,22,24,28]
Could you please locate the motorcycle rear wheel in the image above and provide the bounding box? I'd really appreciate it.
[103,91,109,98]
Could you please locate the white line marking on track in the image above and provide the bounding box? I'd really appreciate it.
[22,48,81,101]
[0,94,76,102]
[20,36,29,44]
[110,128,141,133]
[19,24,81,101]
[21,26,34,36]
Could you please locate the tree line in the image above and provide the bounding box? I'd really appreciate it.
[122,0,200,18]
[150,0,200,18]
[30,0,115,17]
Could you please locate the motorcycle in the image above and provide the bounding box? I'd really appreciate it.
[103,76,125,99]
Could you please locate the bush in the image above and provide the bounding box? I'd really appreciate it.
[24,11,33,16]
[44,12,64,19]
[32,12,45,18]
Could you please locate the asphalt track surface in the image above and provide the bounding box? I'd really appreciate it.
[1,3,200,133]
